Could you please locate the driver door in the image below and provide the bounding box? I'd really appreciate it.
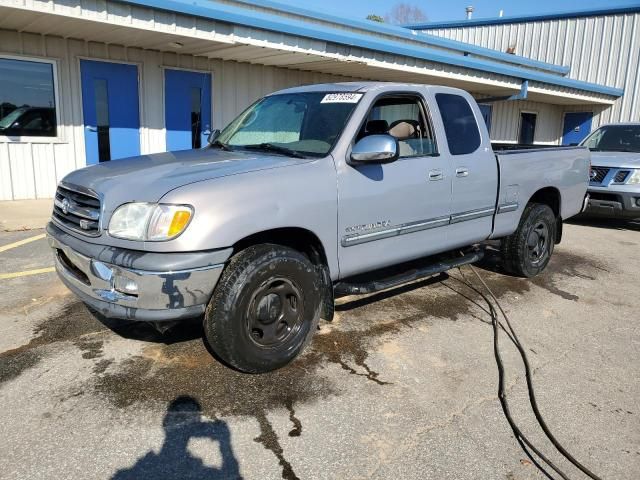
[337,93,453,278]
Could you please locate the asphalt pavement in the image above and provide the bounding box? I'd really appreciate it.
[0,219,638,479]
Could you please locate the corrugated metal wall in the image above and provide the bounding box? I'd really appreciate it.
[476,98,566,144]
[427,11,640,127]
[0,31,353,200]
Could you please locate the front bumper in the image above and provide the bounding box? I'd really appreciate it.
[46,222,232,322]
[584,187,640,219]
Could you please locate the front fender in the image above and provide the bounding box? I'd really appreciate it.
[159,157,340,277]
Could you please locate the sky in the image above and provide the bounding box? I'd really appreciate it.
[272,0,640,24]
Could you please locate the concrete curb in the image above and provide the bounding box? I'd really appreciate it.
[0,199,53,231]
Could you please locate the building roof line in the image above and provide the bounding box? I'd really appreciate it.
[230,0,569,75]
[404,4,640,30]
[117,0,623,97]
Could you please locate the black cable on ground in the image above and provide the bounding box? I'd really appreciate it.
[453,268,568,480]
[459,262,603,480]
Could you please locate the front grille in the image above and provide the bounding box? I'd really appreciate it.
[589,166,609,184]
[52,184,101,236]
[613,170,630,183]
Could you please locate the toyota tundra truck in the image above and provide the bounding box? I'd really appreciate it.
[47,82,590,373]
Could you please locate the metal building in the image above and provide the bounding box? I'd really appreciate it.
[0,0,630,200]
[408,5,640,145]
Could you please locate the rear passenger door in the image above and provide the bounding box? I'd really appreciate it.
[337,93,453,277]
[433,91,498,247]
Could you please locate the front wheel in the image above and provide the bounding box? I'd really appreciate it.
[204,244,322,373]
[501,203,556,278]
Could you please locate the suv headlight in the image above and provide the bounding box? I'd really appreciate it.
[109,203,193,241]
[628,169,640,184]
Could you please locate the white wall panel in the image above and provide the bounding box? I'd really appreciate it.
[0,143,13,201]
[32,143,57,198]
[8,143,36,199]
[53,143,76,184]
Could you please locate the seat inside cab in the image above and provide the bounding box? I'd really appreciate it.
[357,96,436,157]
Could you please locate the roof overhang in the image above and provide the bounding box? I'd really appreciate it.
[405,5,640,30]
[0,0,623,106]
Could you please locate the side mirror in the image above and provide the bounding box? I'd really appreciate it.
[350,135,399,164]
[207,129,221,145]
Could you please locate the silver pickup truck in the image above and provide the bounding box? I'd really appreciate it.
[47,82,589,372]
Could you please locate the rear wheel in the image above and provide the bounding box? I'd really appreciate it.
[204,244,322,373]
[501,203,556,278]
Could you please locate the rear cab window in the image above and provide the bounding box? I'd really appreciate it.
[435,93,481,155]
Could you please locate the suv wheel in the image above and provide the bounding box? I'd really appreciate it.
[204,244,322,373]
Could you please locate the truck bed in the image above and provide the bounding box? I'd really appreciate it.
[491,146,590,239]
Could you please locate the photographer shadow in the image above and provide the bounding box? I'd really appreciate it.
[112,396,242,480]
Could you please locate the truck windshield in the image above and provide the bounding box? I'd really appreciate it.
[581,125,640,153]
[216,92,363,157]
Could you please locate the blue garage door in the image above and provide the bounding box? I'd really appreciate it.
[80,60,140,164]
[562,112,593,145]
[164,69,212,151]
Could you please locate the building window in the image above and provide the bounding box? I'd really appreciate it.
[0,57,57,138]
[435,93,481,155]
[519,112,537,145]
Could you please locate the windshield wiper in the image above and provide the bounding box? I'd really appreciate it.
[242,143,306,158]
[210,140,232,151]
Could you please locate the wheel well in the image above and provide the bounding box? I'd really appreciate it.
[528,187,561,218]
[232,227,328,267]
[528,187,562,243]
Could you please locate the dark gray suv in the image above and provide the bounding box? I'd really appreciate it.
[582,123,640,219]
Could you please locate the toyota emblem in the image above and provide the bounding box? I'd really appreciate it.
[61,198,70,215]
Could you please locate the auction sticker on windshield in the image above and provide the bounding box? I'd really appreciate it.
[321,93,363,103]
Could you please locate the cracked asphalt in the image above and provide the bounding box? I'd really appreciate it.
[0,218,639,479]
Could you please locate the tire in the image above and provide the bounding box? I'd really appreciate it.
[204,244,322,373]
[501,203,556,278]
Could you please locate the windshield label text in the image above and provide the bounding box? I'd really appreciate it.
[321,93,363,104]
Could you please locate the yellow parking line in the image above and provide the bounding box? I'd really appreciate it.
[0,233,47,253]
[0,267,55,280]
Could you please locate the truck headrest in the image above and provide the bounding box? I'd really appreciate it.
[366,119,389,134]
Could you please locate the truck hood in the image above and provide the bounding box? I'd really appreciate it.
[62,148,310,210]
[589,151,640,169]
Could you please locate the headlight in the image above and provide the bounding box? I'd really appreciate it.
[109,203,193,241]
[628,169,640,184]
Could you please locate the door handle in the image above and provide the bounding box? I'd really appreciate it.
[456,167,469,177]
[428,169,444,181]
[85,126,97,132]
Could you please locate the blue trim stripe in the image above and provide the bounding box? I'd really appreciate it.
[405,5,640,30]
[119,0,624,97]
[232,0,570,75]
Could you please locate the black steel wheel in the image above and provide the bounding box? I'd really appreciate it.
[526,220,550,267]
[246,277,305,348]
[501,203,556,278]
[204,244,322,373]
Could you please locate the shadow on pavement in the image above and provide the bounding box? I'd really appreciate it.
[567,215,640,231]
[93,312,204,345]
[111,395,242,480]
